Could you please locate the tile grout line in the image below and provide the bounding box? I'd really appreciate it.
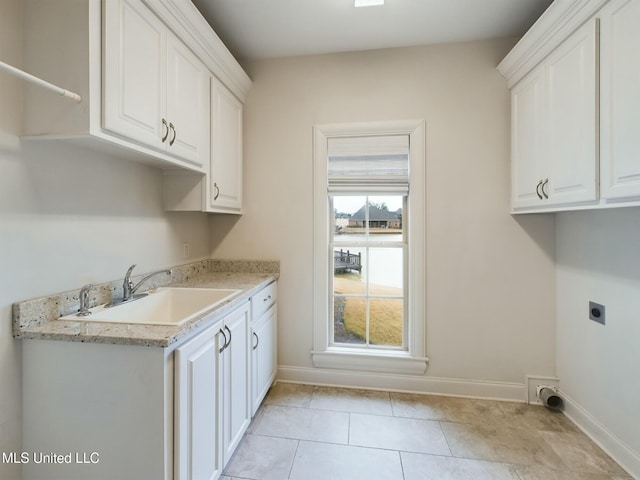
[286,439,300,480]
[398,449,406,480]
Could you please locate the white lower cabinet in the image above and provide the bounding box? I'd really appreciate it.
[175,300,251,479]
[220,303,252,465]
[22,291,273,480]
[250,282,278,415]
[174,321,225,480]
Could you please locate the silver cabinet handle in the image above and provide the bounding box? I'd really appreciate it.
[263,294,272,303]
[161,119,169,143]
[213,182,220,201]
[535,180,543,200]
[541,178,549,199]
[218,328,227,353]
[169,122,176,146]
[253,332,259,350]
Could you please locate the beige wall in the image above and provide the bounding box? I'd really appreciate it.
[210,39,557,388]
[0,3,210,478]
[556,208,640,474]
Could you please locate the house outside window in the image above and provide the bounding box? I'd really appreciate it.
[313,120,427,375]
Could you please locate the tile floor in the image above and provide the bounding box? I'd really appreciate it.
[222,382,632,480]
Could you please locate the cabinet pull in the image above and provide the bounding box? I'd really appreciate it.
[161,119,169,143]
[169,122,176,146]
[535,180,543,200]
[213,182,220,201]
[541,178,549,199]
[218,328,227,353]
[263,294,271,303]
[224,325,232,349]
[253,332,259,350]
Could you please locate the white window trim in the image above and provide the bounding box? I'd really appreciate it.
[312,119,428,375]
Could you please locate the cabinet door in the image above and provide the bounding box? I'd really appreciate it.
[210,77,243,212]
[166,34,210,167]
[545,19,598,205]
[511,66,546,209]
[251,304,277,416]
[174,326,224,480]
[600,0,640,199]
[221,302,251,466]
[103,0,166,149]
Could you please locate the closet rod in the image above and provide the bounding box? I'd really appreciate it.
[0,60,82,103]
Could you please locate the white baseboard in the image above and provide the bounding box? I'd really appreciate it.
[560,390,640,480]
[277,365,527,402]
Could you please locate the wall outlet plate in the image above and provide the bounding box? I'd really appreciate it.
[526,375,560,405]
[589,301,605,325]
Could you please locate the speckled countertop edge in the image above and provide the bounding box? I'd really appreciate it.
[13,259,279,348]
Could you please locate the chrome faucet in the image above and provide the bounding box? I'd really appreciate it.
[77,284,93,317]
[107,264,172,307]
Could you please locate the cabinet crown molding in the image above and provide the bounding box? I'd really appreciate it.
[498,0,610,87]
[148,0,252,101]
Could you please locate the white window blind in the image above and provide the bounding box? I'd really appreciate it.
[327,135,409,193]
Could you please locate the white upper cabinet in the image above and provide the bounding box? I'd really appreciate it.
[104,0,209,168]
[545,19,598,206]
[166,37,210,165]
[103,0,166,151]
[509,19,597,212]
[209,77,244,213]
[163,76,244,214]
[511,66,546,209]
[498,0,640,213]
[22,0,250,174]
[599,0,640,200]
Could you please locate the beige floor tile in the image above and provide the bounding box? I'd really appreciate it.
[539,430,630,476]
[223,433,298,480]
[289,440,403,480]
[514,465,632,480]
[440,421,566,469]
[350,413,451,455]
[390,392,502,425]
[493,402,580,433]
[310,386,392,415]
[264,382,315,408]
[254,405,349,444]
[401,452,521,480]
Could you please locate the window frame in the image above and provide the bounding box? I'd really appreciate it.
[312,120,428,375]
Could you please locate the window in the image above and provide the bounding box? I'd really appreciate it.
[313,120,427,374]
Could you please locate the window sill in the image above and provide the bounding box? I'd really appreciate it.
[311,348,429,375]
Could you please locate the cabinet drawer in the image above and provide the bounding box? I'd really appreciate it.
[251,282,277,321]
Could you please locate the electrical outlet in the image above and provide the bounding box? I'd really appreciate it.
[589,301,605,325]
[182,242,190,259]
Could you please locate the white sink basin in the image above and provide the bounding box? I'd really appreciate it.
[60,287,241,326]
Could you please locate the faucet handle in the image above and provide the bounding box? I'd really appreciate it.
[78,284,94,317]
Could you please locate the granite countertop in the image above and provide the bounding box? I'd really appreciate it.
[13,260,279,348]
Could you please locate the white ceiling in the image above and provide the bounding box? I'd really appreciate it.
[191,0,553,63]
